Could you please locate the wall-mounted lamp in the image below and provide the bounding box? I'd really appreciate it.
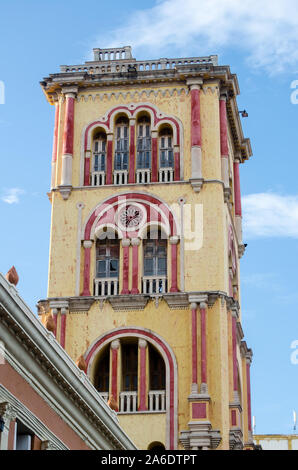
[239,110,248,118]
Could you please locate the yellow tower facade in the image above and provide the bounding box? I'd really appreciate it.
[39,46,254,450]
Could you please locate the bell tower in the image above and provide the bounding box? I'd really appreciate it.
[39,46,254,450]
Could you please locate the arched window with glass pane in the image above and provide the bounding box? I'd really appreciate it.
[94,234,119,296]
[159,127,174,183]
[143,230,167,294]
[114,117,129,171]
[92,132,106,186]
[137,116,151,169]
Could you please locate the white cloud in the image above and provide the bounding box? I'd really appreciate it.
[242,193,298,238]
[98,0,298,73]
[1,188,25,204]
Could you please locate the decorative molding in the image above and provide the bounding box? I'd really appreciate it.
[180,422,221,450]
[229,429,244,450]
[69,297,95,312]
[58,185,72,200]
[77,87,189,103]
[163,293,189,309]
[108,295,149,311]
[0,386,67,450]
[189,177,204,193]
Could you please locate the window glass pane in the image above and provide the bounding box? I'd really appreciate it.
[157,258,167,275]
[94,141,98,152]
[109,260,118,277]
[100,155,105,171]
[144,258,154,275]
[97,260,106,277]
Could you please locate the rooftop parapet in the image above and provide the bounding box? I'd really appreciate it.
[60,45,218,74]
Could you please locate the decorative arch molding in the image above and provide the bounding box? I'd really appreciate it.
[84,327,178,450]
[80,102,184,185]
[82,191,179,241]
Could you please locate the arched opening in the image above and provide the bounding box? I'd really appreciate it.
[94,232,119,296]
[137,114,151,170]
[114,116,129,184]
[148,441,166,451]
[143,228,168,294]
[158,125,174,183]
[91,130,107,186]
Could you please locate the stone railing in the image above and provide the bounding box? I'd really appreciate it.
[142,276,167,295]
[119,391,138,413]
[148,390,166,412]
[94,278,119,296]
[159,167,174,183]
[91,171,105,186]
[136,168,151,184]
[113,170,128,185]
[60,55,218,74]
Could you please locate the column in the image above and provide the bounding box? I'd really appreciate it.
[200,302,208,394]
[51,308,58,338]
[169,236,179,292]
[60,307,68,349]
[129,118,136,183]
[81,240,93,296]
[131,238,140,294]
[110,340,120,411]
[61,89,76,189]
[174,144,180,181]
[234,155,243,244]
[219,90,230,201]
[187,79,203,192]
[151,130,158,182]
[106,133,113,185]
[121,238,130,294]
[138,339,148,411]
[0,403,17,450]
[231,309,238,400]
[190,302,198,394]
[84,150,91,186]
[51,100,59,190]
[246,353,253,441]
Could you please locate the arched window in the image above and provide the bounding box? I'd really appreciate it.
[143,230,167,294]
[137,116,151,169]
[94,233,119,295]
[159,127,174,183]
[114,117,129,184]
[92,337,167,414]
[92,131,106,186]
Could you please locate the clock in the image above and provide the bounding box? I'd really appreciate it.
[116,203,146,231]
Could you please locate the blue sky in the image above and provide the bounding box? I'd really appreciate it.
[1,0,298,435]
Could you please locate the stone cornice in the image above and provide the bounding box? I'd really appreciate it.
[0,273,136,450]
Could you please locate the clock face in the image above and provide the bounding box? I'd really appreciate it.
[116,204,145,231]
